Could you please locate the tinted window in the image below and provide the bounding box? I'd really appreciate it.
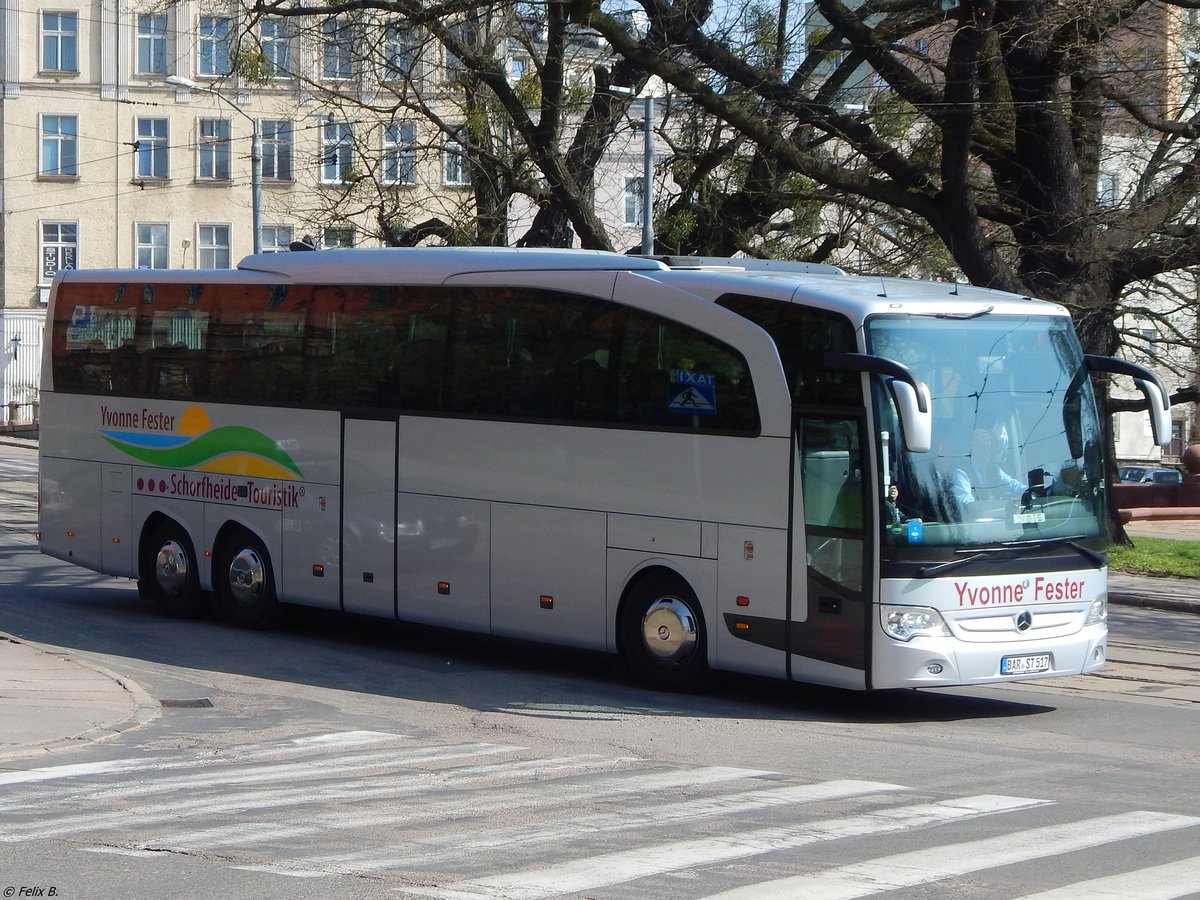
[53,282,759,434]
[717,294,859,405]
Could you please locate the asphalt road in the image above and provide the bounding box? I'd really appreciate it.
[1,444,1198,899]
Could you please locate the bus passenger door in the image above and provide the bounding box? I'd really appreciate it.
[341,417,398,618]
[789,412,871,689]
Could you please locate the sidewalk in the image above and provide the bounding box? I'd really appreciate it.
[0,430,38,451]
[1109,520,1200,614]
[0,634,158,761]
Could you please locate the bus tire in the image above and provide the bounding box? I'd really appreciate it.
[138,519,208,619]
[214,529,280,629]
[620,573,711,693]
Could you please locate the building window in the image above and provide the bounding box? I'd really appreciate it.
[320,122,354,184]
[136,14,169,75]
[443,131,469,186]
[41,222,78,283]
[1098,171,1118,207]
[198,225,231,269]
[42,12,78,73]
[135,118,170,179]
[383,122,417,185]
[624,175,644,226]
[261,120,294,181]
[199,16,232,77]
[41,115,78,177]
[323,226,355,248]
[443,23,468,82]
[198,119,232,180]
[260,225,294,253]
[383,24,419,81]
[322,19,355,80]
[260,18,293,78]
[509,54,530,82]
[136,223,169,269]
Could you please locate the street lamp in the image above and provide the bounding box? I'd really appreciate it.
[611,86,655,255]
[165,75,263,255]
[639,94,654,255]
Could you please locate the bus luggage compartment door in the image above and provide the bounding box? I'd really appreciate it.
[341,418,398,618]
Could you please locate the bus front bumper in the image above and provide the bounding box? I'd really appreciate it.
[869,625,1107,689]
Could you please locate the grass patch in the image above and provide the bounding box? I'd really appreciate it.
[1107,536,1200,577]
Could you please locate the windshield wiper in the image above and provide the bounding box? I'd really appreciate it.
[999,538,1107,568]
[918,547,1022,578]
[917,538,1106,579]
[933,305,994,320]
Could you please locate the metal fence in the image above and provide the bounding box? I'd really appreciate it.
[1,310,46,427]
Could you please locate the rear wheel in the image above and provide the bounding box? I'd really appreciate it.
[620,573,710,692]
[214,529,279,629]
[138,519,208,618]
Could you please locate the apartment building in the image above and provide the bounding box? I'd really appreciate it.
[0,2,656,422]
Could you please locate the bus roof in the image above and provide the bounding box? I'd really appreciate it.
[633,261,1067,320]
[235,249,1062,318]
[237,247,669,282]
[55,247,1067,319]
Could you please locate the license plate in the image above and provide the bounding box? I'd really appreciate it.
[1001,654,1051,675]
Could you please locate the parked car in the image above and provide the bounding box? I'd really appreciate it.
[1118,465,1183,484]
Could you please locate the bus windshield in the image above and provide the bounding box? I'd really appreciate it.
[867,314,1106,549]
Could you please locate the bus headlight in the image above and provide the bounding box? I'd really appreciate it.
[881,605,951,642]
[1084,596,1107,625]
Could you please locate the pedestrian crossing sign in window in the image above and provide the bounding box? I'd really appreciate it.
[668,370,716,415]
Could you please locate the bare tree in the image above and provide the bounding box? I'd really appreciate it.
[246,0,677,248]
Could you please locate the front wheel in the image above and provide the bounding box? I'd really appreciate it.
[214,529,279,629]
[619,573,710,692]
[138,519,208,618]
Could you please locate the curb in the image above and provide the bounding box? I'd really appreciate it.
[1121,507,1200,522]
[1109,593,1200,615]
[0,634,161,761]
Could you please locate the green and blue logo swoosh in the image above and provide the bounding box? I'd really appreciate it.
[101,405,302,480]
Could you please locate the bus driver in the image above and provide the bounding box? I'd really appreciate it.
[949,423,1026,510]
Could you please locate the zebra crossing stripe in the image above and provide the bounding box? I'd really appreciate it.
[403,794,1048,900]
[0,758,166,787]
[698,811,1200,900]
[296,779,905,875]
[155,764,779,865]
[0,731,407,789]
[290,731,403,746]
[0,743,522,841]
[139,755,651,851]
[1013,854,1200,900]
[2,740,523,813]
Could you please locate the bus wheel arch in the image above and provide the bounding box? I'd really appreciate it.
[213,524,280,629]
[137,514,209,619]
[617,567,711,693]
